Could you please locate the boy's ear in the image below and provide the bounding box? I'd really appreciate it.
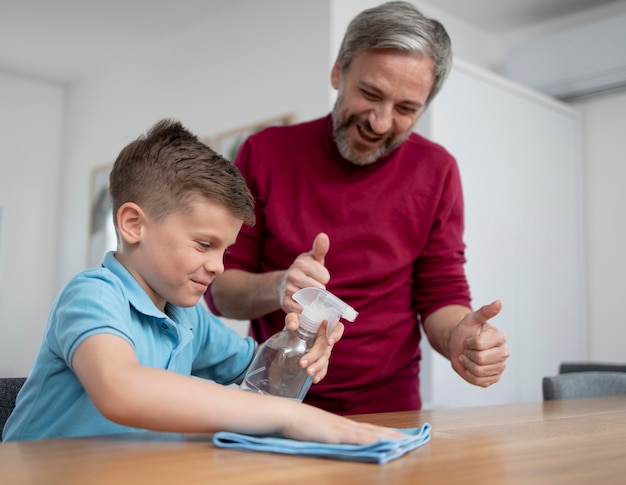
[116,202,145,244]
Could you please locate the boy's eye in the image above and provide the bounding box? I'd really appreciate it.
[198,242,211,250]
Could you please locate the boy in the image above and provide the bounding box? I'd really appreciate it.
[3,119,403,443]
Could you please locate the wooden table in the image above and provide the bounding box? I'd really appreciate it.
[2,396,625,484]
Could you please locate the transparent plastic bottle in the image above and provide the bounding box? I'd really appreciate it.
[240,287,358,401]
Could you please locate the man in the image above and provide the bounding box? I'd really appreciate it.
[206,1,510,415]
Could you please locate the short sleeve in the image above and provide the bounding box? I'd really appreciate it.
[48,270,135,369]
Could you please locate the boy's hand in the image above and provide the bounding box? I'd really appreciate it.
[284,312,344,384]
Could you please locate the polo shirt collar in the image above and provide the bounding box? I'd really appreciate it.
[102,251,173,320]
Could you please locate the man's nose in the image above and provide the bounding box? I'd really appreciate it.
[368,104,393,135]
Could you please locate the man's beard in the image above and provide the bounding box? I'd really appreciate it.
[331,102,409,166]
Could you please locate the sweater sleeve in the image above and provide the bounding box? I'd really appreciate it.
[412,158,472,320]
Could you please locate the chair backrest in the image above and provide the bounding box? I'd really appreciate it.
[0,377,26,440]
[559,361,626,374]
[542,371,626,401]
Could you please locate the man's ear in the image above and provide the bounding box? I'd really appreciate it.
[331,58,341,90]
[116,202,145,244]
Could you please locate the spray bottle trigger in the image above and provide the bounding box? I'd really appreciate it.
[292,287,358,339]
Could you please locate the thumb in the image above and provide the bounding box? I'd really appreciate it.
[465,300,502,335]
[311,232,330,264]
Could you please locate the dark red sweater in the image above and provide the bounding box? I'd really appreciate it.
[206,115,471,414]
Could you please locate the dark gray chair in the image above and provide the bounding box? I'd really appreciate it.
[542,371,626,401]
[0,377,26,440]
[559,361,626,374]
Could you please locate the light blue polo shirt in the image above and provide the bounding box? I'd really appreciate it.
[3,251,256,441]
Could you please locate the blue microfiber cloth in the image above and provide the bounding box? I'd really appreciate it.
[213,423,431,464]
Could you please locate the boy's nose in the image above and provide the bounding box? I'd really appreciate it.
[205,254,225,276]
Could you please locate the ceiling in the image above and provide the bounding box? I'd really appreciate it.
[0,0,624,84]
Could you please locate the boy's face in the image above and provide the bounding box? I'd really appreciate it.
[120,195,243,311]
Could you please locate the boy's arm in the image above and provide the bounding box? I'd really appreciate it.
[72,333,403,442]
[73,333,285,434]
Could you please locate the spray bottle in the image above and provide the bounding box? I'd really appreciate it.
[240,287,358,401]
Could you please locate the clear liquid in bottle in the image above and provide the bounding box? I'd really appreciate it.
[240,331,313,401]
[240,288,358,402]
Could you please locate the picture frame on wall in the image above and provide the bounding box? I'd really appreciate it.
[88,162,116,268]
[212,113,294,161]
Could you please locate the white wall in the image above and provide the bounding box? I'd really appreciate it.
[56,0,332,289]
[0,72,64,376]
[573,90,626,362]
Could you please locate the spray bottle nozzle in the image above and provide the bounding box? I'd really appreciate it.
[292,288,358,336]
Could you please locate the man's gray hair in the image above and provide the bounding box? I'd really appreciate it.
[337,1,452,105]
